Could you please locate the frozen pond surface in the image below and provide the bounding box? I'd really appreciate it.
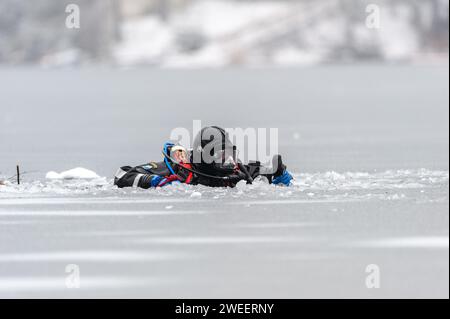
[0,66,448,298]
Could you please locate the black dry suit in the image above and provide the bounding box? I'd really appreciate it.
[114,161,176,189]
[114,127,288,189]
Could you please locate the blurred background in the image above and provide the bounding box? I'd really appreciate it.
[0,0,448,67]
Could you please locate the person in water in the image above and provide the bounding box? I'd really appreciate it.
[114,126,293,189]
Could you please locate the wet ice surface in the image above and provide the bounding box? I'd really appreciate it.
[0,168,449,201]
[0,169,448,298]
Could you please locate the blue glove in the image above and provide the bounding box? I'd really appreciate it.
[272,170,293,186]
[150,175,164,187]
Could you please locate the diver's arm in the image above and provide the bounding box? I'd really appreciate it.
[114,166,178,189]
[246,155,294,186]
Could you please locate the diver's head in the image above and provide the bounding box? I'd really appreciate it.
[192,126,238,176]
[170,145,189,164]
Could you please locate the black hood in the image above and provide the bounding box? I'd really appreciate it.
[192,126,237,176]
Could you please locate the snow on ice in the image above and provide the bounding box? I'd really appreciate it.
[45,168,100,180]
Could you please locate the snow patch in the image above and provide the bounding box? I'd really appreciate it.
[45,168,100,180]
[190,191,202,199]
